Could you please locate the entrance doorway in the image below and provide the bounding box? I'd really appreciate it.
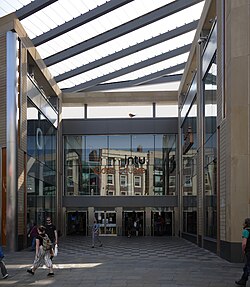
[123,211,145,236]
[152,211,173,236]
[94,211,117,235]
[66,211,87,236]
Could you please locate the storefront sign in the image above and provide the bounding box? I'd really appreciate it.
[125,155,145,165]
[93,166,145,175]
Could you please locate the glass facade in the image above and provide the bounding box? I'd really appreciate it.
[64,134,177,196]
[203,54,217,239]
[27,99,57,227]
[182,97,198,234]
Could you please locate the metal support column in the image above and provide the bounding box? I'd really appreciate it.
[6,31,18,252]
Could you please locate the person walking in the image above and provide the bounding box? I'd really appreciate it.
[91,219,103,248]
[0,245,8,279]
[27,225,54,277]
[45,217,58,246]
[28,222,38,251]
[235,218,250,286]
[45,216,58,259]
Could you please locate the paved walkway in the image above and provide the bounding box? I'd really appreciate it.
[1,236,243,286]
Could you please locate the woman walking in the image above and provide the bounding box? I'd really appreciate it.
[27,225,54,277]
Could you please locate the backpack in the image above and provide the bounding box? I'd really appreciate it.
[42,234,52,251]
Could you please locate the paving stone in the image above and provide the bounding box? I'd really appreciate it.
[0,236,242,287]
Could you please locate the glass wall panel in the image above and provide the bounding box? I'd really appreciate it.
[64,134,177,196]
[183,207,197,234]
[181,96,198,234]
[64,136,85,195]
[203,54,217,239]
[27,100,57,228]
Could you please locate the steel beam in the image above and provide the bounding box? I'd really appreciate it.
[63,63,186,93]
[84,74,183,92]
[61,45,190,92]
[130,62,186,86]
[55,21,198,83]
[44,0,203,66]
[16,0,58,20]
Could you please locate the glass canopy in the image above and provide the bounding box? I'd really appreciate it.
[0,0,205,92]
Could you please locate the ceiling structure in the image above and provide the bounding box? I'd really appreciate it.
[0,0,205,95]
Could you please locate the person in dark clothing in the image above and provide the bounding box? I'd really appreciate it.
[235,218,250,286]
[45,217,58,246]
[28,222,38,251]
[45,217,58,260]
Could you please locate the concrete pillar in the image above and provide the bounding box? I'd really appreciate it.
[115,207,122,235]
[145,207,151,236]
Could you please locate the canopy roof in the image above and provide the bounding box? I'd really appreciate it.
[0,0,205,93]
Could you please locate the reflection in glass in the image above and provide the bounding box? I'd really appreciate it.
[204,54,217,239]
[27,100,57,228]
[181,95,198,234]
[64,134,177,196]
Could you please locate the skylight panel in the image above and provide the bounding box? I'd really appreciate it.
[5,0,205,93]
[57,51,188,90]
[48,28,194,79]
[0,0,32,17]
[83,0,109,11]
[103,53,189,83]
[19,0,108,38]
[108,82,180,92]
[34,0,177,58]
[45,9,200,75]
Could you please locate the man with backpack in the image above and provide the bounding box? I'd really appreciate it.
[235,218,250,286]
[27,225,54,277]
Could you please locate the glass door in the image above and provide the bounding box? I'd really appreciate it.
[95,211,117,235]
[66,211,87,236]
[123,211,145,236]
[151,211,173,236]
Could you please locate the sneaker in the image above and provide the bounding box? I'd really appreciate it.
[2,274,8,279]
[235,279,247,286]
[27,269,34,275]
[91,246,94,248]
[47,273,54,277]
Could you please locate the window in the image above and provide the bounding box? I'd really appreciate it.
[107,174,114,185]
[108,157,113,166]
[184,175,192,187]
[67,176,74,187]
[134,176,141,187]
[169,176,175,187]
[120,175,127,187]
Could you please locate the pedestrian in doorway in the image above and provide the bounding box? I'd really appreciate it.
[27,225,54,277]
[92,219,103,248]
[235,218,250,286]
[0,245,8,279]
[134,218,140,236]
